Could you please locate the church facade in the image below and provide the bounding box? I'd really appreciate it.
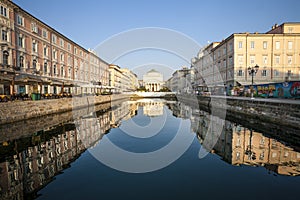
[143,69,164,92]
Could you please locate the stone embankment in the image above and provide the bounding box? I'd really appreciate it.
[0,94,129,125]
[178,95,300,129]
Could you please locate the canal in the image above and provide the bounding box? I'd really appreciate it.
[0,99,300,200]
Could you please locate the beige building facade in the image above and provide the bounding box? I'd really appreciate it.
[192,22,300,93]
[120,68,138,92]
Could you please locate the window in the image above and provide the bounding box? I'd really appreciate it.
[229,56,233,65]
[19,56,24,68]
[274,69,280,77]
[238,41,243,49]
[3,51,9,65]
[18,35,24,48]
[53,64,57,75]
[275,55,280,64]
[43,46,48,56]
[287,70,293,78]
[61,66,64,77]
[52,34,57,44]
[237,70,243,76]
[60,53,64,62]
[288,41,293,50]
[238,55,243,65]
[32,60,37,69]
[223,47,226,55]
[74,47,77,55]
[250,55,255,65]
[259,152,265,160]
[53,49,57,60]
[223,59,226,68]
[17,15,24,26]
[250,41,255,49]
[275,41,280,50]
[287,55,292,65]
[262,70,267,77]
[68,56,71,65]
[67,43,71,51]
[42,29,48,38]
[288,27,294,33]
[31,23,38,33]
[60,38,64,47]
[68,67,71,78]
[229,43,233,51]
[0,5,7,17]
[1,30,7,41]
[44,62,47,73]
[263,41,268,49]
[263,55,268,65]
[32,41,38,53]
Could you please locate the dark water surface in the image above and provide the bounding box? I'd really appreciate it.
[1,99,300,200]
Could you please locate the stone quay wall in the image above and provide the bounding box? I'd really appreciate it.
[0,94,129,125]
[177,95,300,130]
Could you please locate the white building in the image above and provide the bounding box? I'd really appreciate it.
[143,69,164,92]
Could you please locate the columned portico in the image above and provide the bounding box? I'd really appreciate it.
[143,69,164,92]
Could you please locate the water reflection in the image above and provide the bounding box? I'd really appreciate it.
[0,99,299,199]
[171,102,300,176]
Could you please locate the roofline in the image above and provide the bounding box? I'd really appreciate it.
[211,30,300,51]
[8,0,95,55]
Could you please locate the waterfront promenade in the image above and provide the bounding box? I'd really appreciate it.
[0,93,299,128]
[177,94,300,130]
[0,94,129,125]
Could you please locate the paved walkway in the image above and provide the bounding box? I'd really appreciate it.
[211,95,300,105]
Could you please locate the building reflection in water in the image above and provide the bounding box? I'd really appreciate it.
[178,102,300,177]
[0,101,138,200]
[0,100,300,199]
[138,99,165,117]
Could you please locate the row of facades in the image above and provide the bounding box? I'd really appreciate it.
[166,22,300,93]
[0,0,138,96]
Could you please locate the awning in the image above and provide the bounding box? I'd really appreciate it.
[50,80,63,86]
[63,81,74,87]
[236,81,249,86]
[15,75,43,84]
[0,74,13,82]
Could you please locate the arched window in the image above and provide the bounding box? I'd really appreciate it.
[32,59,37,69]
[3,51,9,66]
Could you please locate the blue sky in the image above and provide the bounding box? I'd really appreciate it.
[13,0,300,79]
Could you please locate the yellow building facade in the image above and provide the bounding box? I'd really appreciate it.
[194,23,300,90]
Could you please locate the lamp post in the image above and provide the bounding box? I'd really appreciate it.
[248,64,259,99]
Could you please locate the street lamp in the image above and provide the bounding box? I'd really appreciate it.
[248,64,259,99]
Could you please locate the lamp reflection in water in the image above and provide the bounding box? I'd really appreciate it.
[245,128,256,161]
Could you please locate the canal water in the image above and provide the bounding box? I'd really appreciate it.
[0,99,300,200]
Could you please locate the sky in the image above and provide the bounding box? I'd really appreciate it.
[13,0,300,79]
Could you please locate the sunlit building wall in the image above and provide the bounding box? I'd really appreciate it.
[0,0,110,96]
